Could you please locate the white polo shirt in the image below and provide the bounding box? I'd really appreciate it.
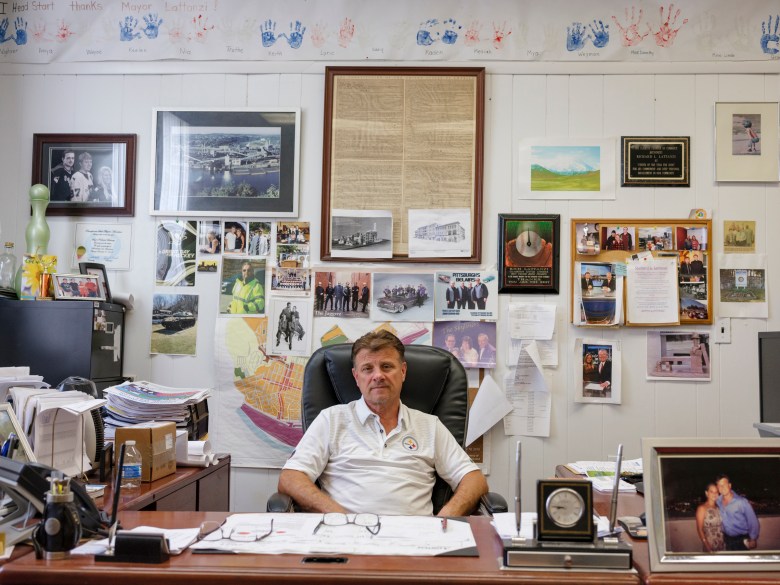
[283,397,478,516]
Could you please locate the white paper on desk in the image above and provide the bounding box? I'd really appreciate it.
[625,259,680,324]
[190,513,476,556]
[494,513,612,539]
[72,527,200,555]
[0,367,30,376]
[465,374,513,447]
[508,303,556,340]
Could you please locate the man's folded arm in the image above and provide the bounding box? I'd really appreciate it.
[437,469,489,517]
[277,469,347,514]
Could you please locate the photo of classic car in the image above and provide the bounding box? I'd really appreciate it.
[376,289,428,313]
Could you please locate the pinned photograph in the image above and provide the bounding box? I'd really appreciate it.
[314,320,431,351]
[679,251,707,283]
[434,271,498,321]
[371,273,434,323]
[601,225,635,251]
[198,220,222,255]
[151,294,199,356]
[433,321,498,370]
[330,210,392,259]
[408,208,472,258]
[156,220,197,287]
[723,221,756,254]
[276,243,309,268]
[575,262,622,326]
[675,226,707,251]
[271,267,310,295]
[575,222,600,255]
[718,253,768,319]
[276,221,309,245]
[646,331,710,381]
[575,339,621,404]
[267,297,312,357]
[638,226,672,251]
[223,220,248,255]
[247,222,271,256]
[313,270,371,318]
[219,258,265,316]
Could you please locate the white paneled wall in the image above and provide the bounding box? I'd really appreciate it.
[1,71,778,512]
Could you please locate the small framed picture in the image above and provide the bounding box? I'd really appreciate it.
[79,262,111,303]
[643,437,780,573]
[53,273,104,301]
[498,214,560,294]
[32,133,136,216]
[715,102,779,182]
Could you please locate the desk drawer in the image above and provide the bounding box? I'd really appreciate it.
[155,482,197,511]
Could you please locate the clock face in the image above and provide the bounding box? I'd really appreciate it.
[545,487,585,528]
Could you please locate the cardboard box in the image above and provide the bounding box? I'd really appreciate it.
[115,421,177,482]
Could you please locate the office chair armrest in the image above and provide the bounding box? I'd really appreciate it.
[479,491,508,515]
[266,492,294,513]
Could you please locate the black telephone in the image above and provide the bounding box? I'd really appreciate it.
[0,458,107,536]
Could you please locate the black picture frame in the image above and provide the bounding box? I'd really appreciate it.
[621,136,690,187]
[151,108,300,218]
[498,214,560,294]
[536,479,594,542]
[79,262,111,303]
[32,133,136,217]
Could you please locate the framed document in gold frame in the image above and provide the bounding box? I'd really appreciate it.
[320,67,485,263]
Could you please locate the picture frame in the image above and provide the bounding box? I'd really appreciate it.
[498,214,560,294]
[52,273,105,301]
[715,102,779,182]
[0,403,35,463]
[320,67,485,263]
[32,133,136,217]
[150,108,300,217]
[642,437,780,573]
[79,262,111,303]
[621,136,690,187]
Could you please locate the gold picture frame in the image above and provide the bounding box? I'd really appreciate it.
[320,66,485,263]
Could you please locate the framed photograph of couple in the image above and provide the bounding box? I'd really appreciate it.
[642,437,780,573]
[150,108,301,218]
[498,214,560,294]
[32,133,136,217]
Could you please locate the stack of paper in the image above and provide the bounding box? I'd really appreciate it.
[588,476,637,493]
[103,381,211,437]
[0,366,49,402]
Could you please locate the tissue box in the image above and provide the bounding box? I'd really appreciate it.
[115,421,177,482]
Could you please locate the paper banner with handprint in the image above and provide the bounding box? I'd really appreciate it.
[0,1,778,65]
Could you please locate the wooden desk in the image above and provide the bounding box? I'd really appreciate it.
[555,465,780,585]
[0,512,640,585]
[97,455,230,513]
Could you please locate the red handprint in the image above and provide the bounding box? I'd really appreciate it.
[653,3,687,48]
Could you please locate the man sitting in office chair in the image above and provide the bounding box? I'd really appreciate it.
[278,330,489,516]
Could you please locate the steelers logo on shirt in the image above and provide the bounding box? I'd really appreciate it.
[402,435,419,451]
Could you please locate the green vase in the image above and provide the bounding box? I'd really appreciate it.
[14,184,51,298]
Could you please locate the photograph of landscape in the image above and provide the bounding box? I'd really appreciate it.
[530,145,601,191]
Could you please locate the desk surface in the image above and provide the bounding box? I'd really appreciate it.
[555,465,780,585]
[0,512,640,585]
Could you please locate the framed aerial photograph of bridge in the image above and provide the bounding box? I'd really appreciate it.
[150,108,300,218]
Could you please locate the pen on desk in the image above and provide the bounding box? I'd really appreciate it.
[609,443,623,535]
[515,441,522,537]
[441,518,447,533]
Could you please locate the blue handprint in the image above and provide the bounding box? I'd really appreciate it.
[589,19,609,48]
[119,16,141,41]
[260,19,278,47]
[0,19,10,44]
[442,18,460,45]
[283,20,306,49]
[13,18,27,45]
[416,19,439,46]
[142,13,163,39]
[566,22,589,51]
[761,14,779,54]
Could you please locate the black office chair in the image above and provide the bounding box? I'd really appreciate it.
[267,343,508,515]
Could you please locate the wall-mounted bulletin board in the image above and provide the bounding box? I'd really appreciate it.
[571,218,713,327]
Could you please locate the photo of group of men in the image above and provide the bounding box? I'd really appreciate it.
[313,271,371,318]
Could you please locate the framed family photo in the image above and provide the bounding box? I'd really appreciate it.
[32,133,136,216]
[715,102,779,182]
[643,437,780,573]
[320,66,485,263]
[78,262,112,303]
[53,273,104,301]
[498,214,560,294]
[150,108,300,217]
